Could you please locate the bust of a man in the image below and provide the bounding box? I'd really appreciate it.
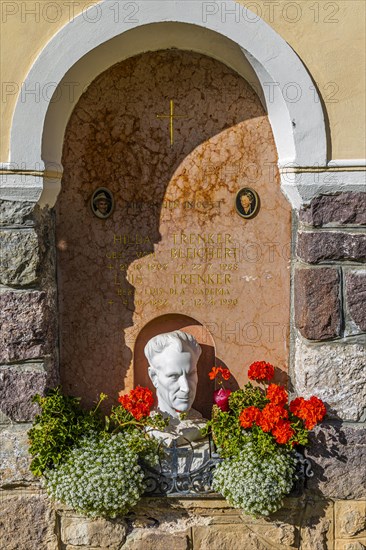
[144,330,202,419]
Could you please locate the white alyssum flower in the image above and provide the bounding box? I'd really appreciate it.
[44,433,146,518]
[212,442,296,516]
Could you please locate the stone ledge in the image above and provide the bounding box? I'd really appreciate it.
[1,490,365,549]
[297,231,366,264]
[61,515,128,548]
[123,529,191,550]
[293,338,366,421]
[294,267,341,341]
[299,193,366,228]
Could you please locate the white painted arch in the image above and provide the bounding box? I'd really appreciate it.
[4,0,328,205]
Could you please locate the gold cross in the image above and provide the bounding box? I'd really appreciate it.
[156,100,188,146]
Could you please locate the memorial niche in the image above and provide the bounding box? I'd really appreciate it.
[56,49,291,412]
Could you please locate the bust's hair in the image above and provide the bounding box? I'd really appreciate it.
[144,330,202,368]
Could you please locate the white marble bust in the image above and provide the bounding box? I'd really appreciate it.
[144,330,202,419]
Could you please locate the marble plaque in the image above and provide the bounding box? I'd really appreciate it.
[56,50,291,414]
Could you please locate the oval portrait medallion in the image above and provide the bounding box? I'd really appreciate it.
[235,188,260,219]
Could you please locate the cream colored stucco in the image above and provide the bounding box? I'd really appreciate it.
[0,0,365,162]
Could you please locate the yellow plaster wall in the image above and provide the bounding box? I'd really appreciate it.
[0,0,365,162]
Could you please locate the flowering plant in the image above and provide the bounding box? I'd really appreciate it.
[29,385,167,517]
[118,386,154,420]
[204,361,326,516]
[208,366,232,413]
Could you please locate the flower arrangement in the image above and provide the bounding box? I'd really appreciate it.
[28,361,326,519]
[28,386,167,517]
[204,361,326,516]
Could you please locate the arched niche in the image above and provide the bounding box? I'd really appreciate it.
[56,49,291,410]
[134,314,215,418]
[4,1,327,210]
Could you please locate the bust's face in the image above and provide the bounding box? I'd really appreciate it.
[148,346,198,417]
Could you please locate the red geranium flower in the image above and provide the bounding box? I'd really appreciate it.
[266,384,288,406]
[209,366,231,381]
[209,367,221,380]
[239,406,262,429]
[259,403,288,432]
[118,386,154,420]
[272,419,295,444]
[220,368,231,381]
[289,396,326,430]
[248,361,275,381]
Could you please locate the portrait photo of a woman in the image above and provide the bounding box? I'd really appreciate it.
[235,188,260,219]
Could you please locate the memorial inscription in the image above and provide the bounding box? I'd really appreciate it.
[56,50,291,410]
[106,231,239,310]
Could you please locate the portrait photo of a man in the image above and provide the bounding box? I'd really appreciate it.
[91,188,114,219]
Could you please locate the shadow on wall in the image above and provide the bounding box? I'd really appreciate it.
[56,49,271,411]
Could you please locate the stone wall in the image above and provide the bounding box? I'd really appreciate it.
[293,192,366,501]
[1,492,365,550]
[0,199,58,483]
[1,192,365,549]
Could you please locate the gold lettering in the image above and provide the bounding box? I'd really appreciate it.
[171,233,233,246]
[173,274,232,285]
[113,234,152,246]
[224,248,237,259]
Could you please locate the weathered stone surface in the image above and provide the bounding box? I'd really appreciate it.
[192,524,287,550]
[297,232,366,263]
[123,529,191,550]
[0,493,58,549]
[0,410,11,423]
[0,199,35,226]
[239,520,298,548]
[299,500,334,550]
[335,501,366,538]
[0,364,49,421]
[305,424,366,499]
[345,270,366,332]
[61,515,127,547]
[294,339,366,421]
[0,229,40,285]
[335,541,366,550]
[32,205,57,289]
[300,193,366,227]
[0,290,54,363]
[0,424,35,487]
[294,267,341,340]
